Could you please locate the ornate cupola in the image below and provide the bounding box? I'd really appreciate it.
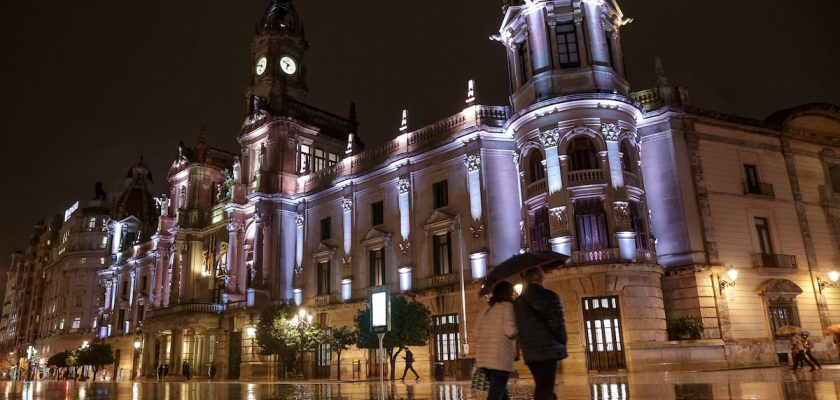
[247,0,309,118]
[497,0,631,112]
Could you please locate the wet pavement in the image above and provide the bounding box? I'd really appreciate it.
[3,365,840,399]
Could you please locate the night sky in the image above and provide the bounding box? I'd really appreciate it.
[1,0,839,296]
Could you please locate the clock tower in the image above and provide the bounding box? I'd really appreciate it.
[247,0,309,116]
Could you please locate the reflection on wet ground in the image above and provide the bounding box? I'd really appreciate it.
[4,366,840,399]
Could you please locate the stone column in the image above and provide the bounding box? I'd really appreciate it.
[226,221,241,294]
[171,242,185,305]
[602,122,625,189]
[583,0,610,66]
[539,129,563,194]
[170,329,183,376]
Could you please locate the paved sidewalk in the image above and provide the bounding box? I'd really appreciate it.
[3,365,840,399]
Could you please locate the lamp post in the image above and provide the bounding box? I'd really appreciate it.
[291,308,313,379]
[131,336,143,380]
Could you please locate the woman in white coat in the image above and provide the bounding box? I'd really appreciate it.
[475,281,518,400]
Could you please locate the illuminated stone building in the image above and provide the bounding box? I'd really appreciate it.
[4,0,840,381]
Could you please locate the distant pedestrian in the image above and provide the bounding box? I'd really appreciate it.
[474,281,518,400]
[399,347,419,381]
[802,333,822,370]
[163,364,169,378]
[182,361,191,380]
[514,268,567,400]
[157,364,164,381]
[208,364,217,381]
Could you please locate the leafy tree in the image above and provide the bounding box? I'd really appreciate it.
[354,296,431,380]
[255,303,323,378]
[77,343,114,381]
[67,350,81,380]
[48,351,70,368]
[325,326,357,380]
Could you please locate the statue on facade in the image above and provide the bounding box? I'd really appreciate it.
[93,182,108,201]
[232,156,242,182]
[247,95,269,124]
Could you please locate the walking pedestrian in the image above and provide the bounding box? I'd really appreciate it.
[182,361,191,380]
[802,332,822,369]
[790,333,815,371]
[399,347,419,381]
[513,267,567,400]
[163,364,169,378]
[157,364,164,381]
[474,281,518,400]
[208,364,217,381]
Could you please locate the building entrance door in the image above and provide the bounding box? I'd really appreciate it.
[582,296,627,370]
[228,331,241,379]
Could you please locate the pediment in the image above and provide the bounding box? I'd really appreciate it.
[116,215,143,227]
[424,209,456,235]
[313,242,337,261]
[759,279,803,295]
[362,227,391,249]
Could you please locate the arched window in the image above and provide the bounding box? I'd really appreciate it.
[568,137,599,171]
[528,152,546,183]
[760,279,802,340]
[620,141,635,173]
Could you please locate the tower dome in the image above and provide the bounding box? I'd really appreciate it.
[112,157,158,224]
[261,0,300,33]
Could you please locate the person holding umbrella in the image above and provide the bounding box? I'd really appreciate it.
[514,267,567,400]
[790,333,815,371]
[801,332,821,370]
[474,281,518,400]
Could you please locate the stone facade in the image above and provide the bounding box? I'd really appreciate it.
[2,0,840,380]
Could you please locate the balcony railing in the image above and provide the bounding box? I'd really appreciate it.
[752,253,796,269]
[525,179,547,199]
[145,302,223,320]
[571,248,656,265]
[743,181,775,197]
[424,273,458,288]
[568,169,604,186]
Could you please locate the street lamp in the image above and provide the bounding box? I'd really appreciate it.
[291,308,313,379]
[131,336,143,380]
[818,271,840,294]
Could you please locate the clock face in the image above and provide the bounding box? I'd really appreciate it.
[255,56,268,76]
[279,56,297,75]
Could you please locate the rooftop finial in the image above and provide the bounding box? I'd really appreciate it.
[399,109,408,132]
[654,57,669,86]
[466,79,476,105]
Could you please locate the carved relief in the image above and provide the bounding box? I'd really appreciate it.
[469,224,484,239]
[340,196,353,212]
[602,123,621,142]
[512,152,521,167]
[397,177,410,195]
[549,206,569,235]
[464,153,481,173]
[612,201,631,229]
[539,129,561,148]
[398,240,412,254]
[295,213,305,227]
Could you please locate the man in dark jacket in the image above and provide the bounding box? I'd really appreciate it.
[514,267,567,400]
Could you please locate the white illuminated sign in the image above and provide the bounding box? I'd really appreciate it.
[370,287,391,334]
[64,201,79,222]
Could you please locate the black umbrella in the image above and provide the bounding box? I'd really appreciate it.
[478,251,569,296]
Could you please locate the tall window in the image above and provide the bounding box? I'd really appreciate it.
[318,327,332,367]
[620,141,635,173]
[327,152,340,167]
[575,199,610,251]
[137,304,145,323]
[317,261,330,295]
[88,217,97,230]
[830,165,840,193]
[517,42,531,84]
[433,314,460,362]
[320,217,331,241]
[433,180,449,209]
[122,280,129,300]
[529,153,546,183]
[371,201,384,226]
[629,202,650,250]
[298,144,311,173]
[556,23,580,68]
[433,233,452,275]
[117,309,126,331]
[605,32,616,68]
[530,207,551,251]
[568,138,599,171]
[369,249,385,287]
[754,217,774,255]
[744,164,760,193]
[769,301,799,339]
[313,148,327,172]
[72,317,81,330]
